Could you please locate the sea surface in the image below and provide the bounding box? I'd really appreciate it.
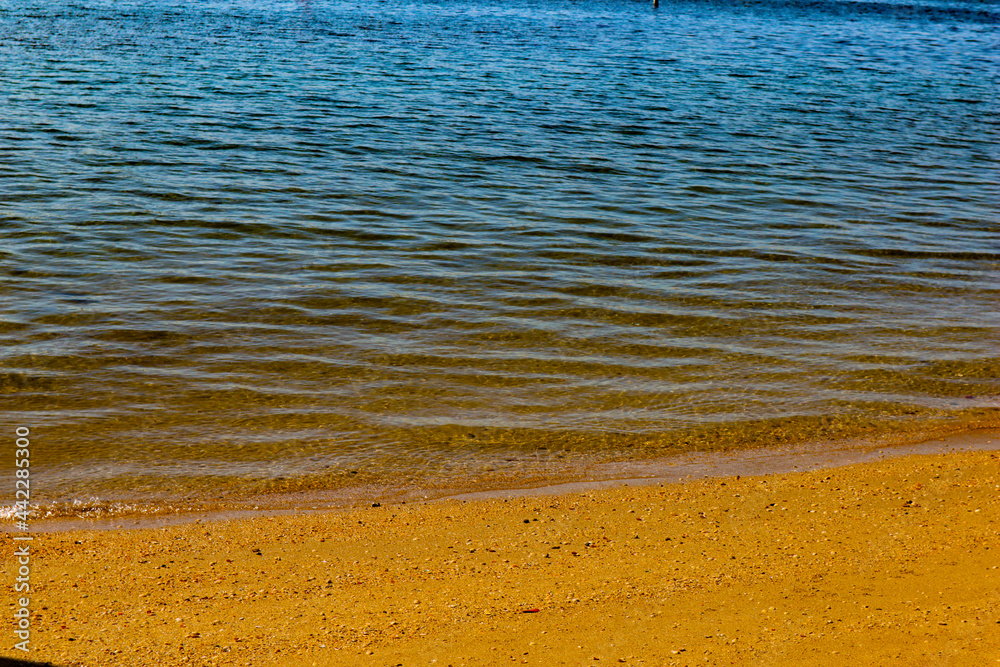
[2,0,998,517]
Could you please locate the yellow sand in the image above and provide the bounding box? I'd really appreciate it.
[6,450,1000,666]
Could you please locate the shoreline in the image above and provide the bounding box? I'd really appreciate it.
[17,425,1000,532]
[5,443,999,665]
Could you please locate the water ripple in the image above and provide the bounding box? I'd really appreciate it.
[1,0,998,505]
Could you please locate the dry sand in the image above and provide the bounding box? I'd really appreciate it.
[5,447,1000,666]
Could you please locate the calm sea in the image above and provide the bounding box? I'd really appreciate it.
[2,0,998,516]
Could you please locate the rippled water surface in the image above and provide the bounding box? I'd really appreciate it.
[2,0,999,511]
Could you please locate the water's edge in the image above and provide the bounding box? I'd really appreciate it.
[14,425,999,533]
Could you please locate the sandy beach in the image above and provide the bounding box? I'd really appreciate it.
[6,443,1000,666]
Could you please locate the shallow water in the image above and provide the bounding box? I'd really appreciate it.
[1,0,998,513]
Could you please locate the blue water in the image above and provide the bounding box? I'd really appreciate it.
[1,0,998,511]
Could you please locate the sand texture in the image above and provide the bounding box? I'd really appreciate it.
[5,449,1000,666]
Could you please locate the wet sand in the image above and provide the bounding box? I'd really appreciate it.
[6,445,1000,666]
